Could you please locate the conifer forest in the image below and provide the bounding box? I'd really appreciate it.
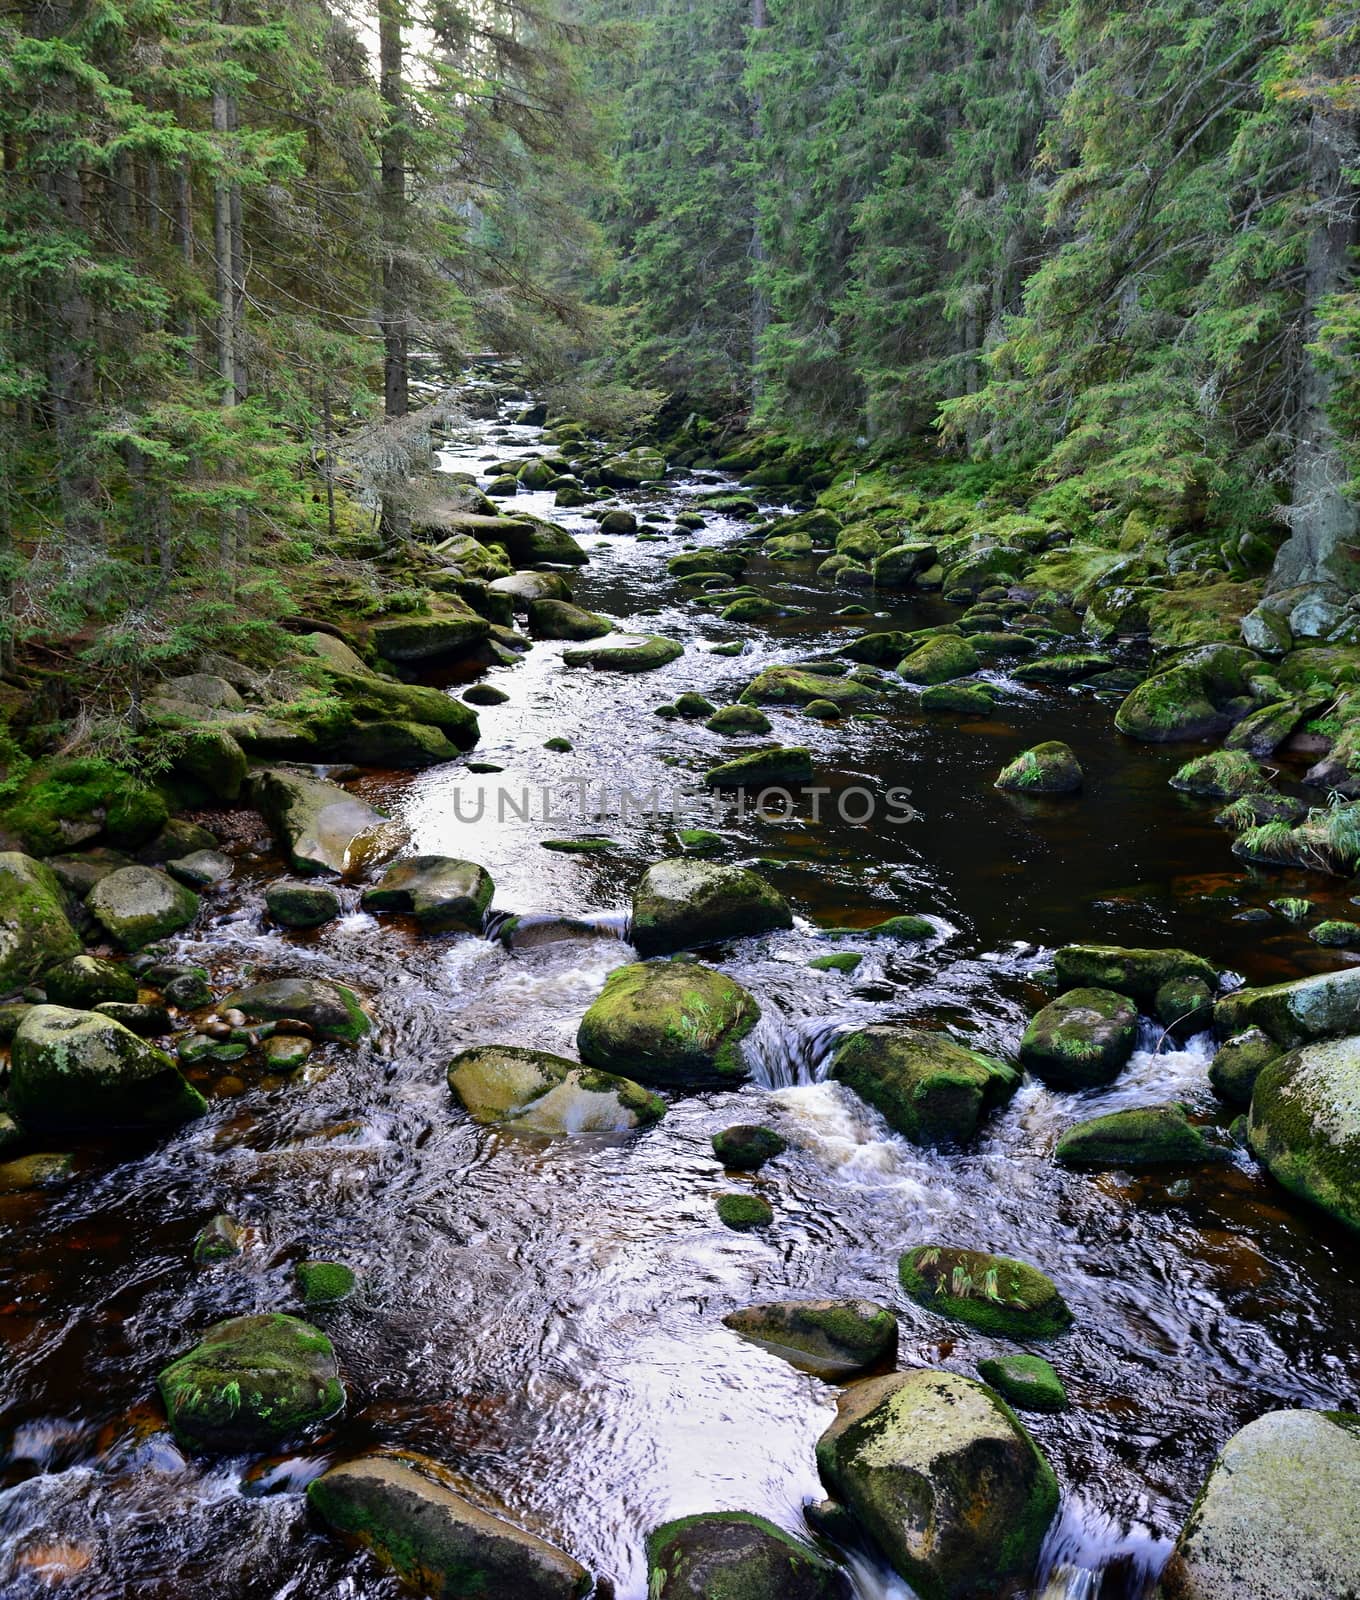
[0,4,1359,1599]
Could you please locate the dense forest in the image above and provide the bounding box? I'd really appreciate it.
[4,5,1360,1600]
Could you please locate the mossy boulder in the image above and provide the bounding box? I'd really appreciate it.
[576,961,759,1090]
[1157,1409,1360,1600]
[712,1124,786,1170]
[844,630,913,665]
[705,704,772,734]
[1054,943,1218,1009]
[1214,967,1360,1049]
[1248,1036,1360,1231]
[369,599,491,666]
[1114,644,1260,741]
[1170,750,1270,799]
[250,768,393,878]
[647,1513,851,1600]
[1019,987,1138,1089]
[716,1192,773,1230]
[9,1004,206,1129]
[308,1453,591,1600]
[0,855,82,995]
[158,1312,344,1453]
[1012,652,1114,685]
[1210,1028,1280,1107]
[295,1260,357,1306]
[830,1026,1019,1145]
[815,1369,1058,1600]
[86,866,200,950]
[631,859,792,955]
[43,954,137,1009]
[561,634,683,673]
[447,1043,664,1134]
[169,726,249,802]
[598,449,666,488]
[897,635,980,685]
[490,570,573,606]
[739,666,873,709]
[361,855,494,932]
[668,549,747,579]
[723,1300,897,1379]
[920,683,995,716]
[899,1245,1073,1340]
[318,668,480,750]
[266,881,342,930]
[705,746,813,789]
[1055,1103,1226,1167]
[526,599,613,641]
[976,1355,1067,1413]
[2,759,168,855]
[223,977,370,1043]
[995,740,1082,794]
[673,692,717,718]
[873,541,938,585]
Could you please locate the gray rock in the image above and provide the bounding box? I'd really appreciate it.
[86,866,200,950]
[362,855,494,932]
[0,853,82,994]
[722,1300,897,1378]
[250,768,396,877]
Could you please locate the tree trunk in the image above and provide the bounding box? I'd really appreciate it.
[748,0,768,413]
[379,0,408,420]
[1267,76,1360,631]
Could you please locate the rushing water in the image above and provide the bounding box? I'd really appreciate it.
[3,387,1360,1600]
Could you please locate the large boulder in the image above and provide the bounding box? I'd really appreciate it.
[631,859,792,955]
[1115,643,1260,741]
[647,1513,850,1600]
[223,977,370,1043]
[85,865,200,949]
[1248,1036,1360,1231]
[815,1369,1058,1600]
[158,1313,345,1453]
[597,449,666,489]
[722,1299,897,1378]
[1055,1103,1227,1167]
[1215,967,1360,1050]
[489,570,574,606]
[561,634,683,673]
[705,746,813,789]
[0,853,81,993]
[830,1026,1019,1145]
[1210,1028,1280,1106]
[899,1245,1074,1340]
[361,855,494,932]
[1158,1409,1360,1600]
[43,954,137,1009]
[739,666,874,709]
[250,768,395,877]
[576,961,759,1089]
[1054,943,1218,1010]
[308,1454,590,1600]
[526,599,612,640]
[447,1044,664,1134]
[320,668,480,751]
[9,1004,206,1129]
[897,635,980,685]
[369,599,491,666]
[1019,987,1138,1088]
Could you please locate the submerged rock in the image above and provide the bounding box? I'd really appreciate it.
[631,859,792,954]
[815,1369,1058,1600]
[307,1453,591,1600]
[1248,1035,1360,1231]
[223,977,369,1043]
[1055,1103,1226,1167]
[447,1044,664,1134]
[361,855,494,932]
[251,768,393,877]
[1158,1409,1360,1600]
[977,1354,1068,1413]
[86,866,199,950]
[192,1213,245,1265]
[158,1312,345,1452]
[830,1026,1019,1145]
[723,1300,897,1378]
[1019,987,1138,1088]
[577,961,759,1089]
[995,741,1082,794]
[10,1005,206,1130]
[295,1260,357,1305]
[0,855,81,994]
[647,1512,851,1600]
[1054,943,1218,1009]
[898,1245,1074,1339]
[712,1124,786,1170]
[716,1192,773,1230]
[561,634,682,672]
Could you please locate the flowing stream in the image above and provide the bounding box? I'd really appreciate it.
[2,387,1359,1599]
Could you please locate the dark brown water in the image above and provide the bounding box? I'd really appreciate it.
[3,397,1359,1600]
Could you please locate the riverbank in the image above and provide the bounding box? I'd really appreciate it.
[0,373,1358,1600]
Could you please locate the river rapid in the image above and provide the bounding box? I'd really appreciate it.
[2,385,1359,1600]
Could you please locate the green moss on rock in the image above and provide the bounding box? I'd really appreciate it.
[712,1124,786,1170]
[716,1192,773,1230]
[646,1511,850,1600]
[977,1354,1068,1413]
[1054,1103,1225,1167]
[995,741,1082,794]
[831,1026,1018,1145]
[448,1043,665,1134]
[1019,987,1138,1088]
[631,858,792,955]
[1248,1036,1360,1232]
[577,962,759,1090]
[899,1245,1073,1339]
